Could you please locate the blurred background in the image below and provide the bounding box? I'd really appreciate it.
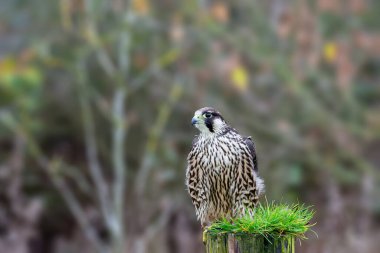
[0,0,379,252]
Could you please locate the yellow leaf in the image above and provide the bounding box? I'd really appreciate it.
[159,49,179,67]
[230,65,249,91]
[323,42,337,62]
[211,2,229,23]
[0,57,42,88]
[0,57,17,86]
[0,57,16,76]
[132,0,150,15]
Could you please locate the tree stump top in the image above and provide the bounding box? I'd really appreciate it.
[204,203,315,253]
[206,233,295,253]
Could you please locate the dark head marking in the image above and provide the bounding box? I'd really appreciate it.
[198,107,225,133]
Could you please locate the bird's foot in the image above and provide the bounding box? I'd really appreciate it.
[202,225,210,244]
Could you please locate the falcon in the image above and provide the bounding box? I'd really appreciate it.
[186,107,264,226]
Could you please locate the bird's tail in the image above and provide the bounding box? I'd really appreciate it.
[256,176,265,196]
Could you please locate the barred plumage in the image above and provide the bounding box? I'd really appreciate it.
[186,107,264,226]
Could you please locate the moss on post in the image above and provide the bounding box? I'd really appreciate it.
[204,202,314,253]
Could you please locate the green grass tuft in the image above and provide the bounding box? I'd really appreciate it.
[207,201,315,240]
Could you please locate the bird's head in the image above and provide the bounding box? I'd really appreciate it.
[191,107,228,135]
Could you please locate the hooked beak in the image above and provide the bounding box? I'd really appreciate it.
[191,117,198,125]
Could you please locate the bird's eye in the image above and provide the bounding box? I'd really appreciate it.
[204,113,212,118]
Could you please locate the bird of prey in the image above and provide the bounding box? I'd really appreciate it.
[186,107,264,227]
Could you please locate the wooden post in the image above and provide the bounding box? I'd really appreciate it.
[206,233,295,253]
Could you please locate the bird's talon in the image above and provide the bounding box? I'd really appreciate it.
[202,228,208,243]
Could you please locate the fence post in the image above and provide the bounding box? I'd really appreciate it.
[206,233,295,253]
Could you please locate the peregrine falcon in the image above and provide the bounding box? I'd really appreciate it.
[186,107,264,226]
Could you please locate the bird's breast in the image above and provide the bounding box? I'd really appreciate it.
[201,138,241,169]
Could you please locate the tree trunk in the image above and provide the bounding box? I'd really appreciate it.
[205,233,295,253]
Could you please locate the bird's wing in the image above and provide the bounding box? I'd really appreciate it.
[244,136,258,172]
[186,140,204,220]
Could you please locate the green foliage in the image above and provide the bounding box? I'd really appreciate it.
[207,202,315,240]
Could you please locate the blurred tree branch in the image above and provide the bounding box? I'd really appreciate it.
[76,62,112,230]
[111,87,127,253]
[135,82,183,196]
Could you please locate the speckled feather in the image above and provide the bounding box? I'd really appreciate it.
[186,107,264,226]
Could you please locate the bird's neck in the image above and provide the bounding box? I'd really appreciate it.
[200,125,230,138]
